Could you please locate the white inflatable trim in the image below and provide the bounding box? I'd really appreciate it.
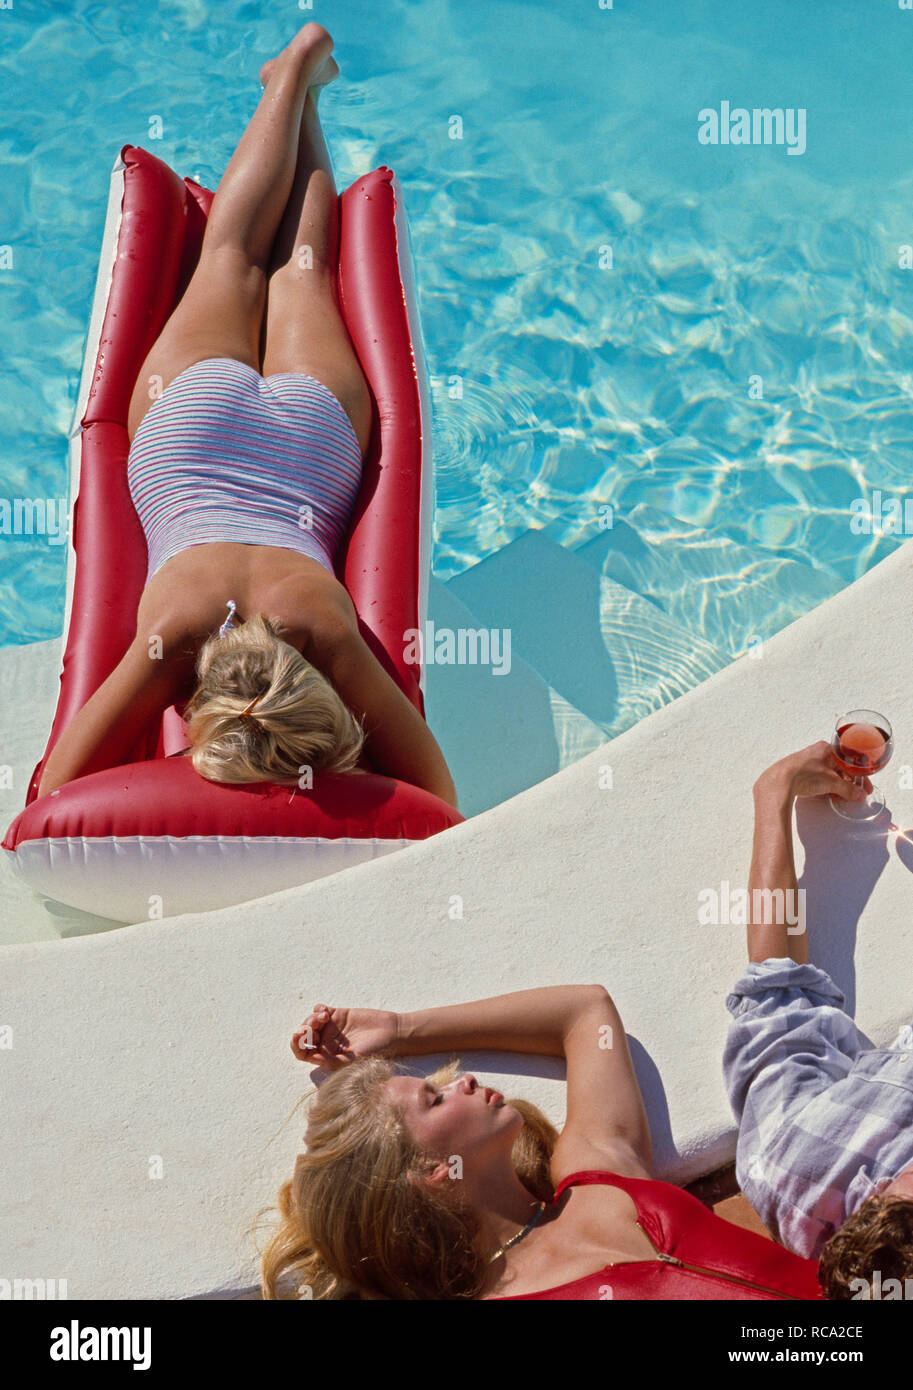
[5,835,416,923]
[61,152,127,663]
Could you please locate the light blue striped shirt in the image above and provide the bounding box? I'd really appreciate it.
[723,957,913,1260]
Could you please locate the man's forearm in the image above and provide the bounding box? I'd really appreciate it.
[747,770,807,965]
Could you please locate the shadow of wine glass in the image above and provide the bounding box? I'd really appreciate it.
[889,821,913,877]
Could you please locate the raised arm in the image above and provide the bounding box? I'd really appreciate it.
[293,984,654,1184]
[747,742,870,965]
[303,592,459,810]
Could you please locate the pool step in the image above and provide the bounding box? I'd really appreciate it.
[432,529,730,813]
[424,576,560,817]
[566,503,838,660]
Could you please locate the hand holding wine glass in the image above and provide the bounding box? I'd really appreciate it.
[756,741,871,803]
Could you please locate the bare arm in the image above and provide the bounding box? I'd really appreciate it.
[35,622,186,798]
[294,984,653,1182]
[396,985,652,1179]
[305,598,459,810]
[748,772,806,965]
[748,742,870,964]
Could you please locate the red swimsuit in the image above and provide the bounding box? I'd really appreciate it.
[490,1170,822,1301]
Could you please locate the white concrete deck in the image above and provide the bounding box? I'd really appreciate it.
[3,540,913,1297]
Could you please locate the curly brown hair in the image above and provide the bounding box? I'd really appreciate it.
[818,1193,913,1299]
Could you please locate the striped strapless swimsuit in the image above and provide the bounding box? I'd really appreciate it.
[126,357,364,583]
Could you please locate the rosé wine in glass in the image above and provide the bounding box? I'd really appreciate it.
[829,710,893,821]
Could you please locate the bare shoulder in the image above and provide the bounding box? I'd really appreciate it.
[133,546,355,652]
[133,574,222,666]
[258,564,358,631]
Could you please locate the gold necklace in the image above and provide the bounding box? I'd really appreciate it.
[488,1201,547,1264]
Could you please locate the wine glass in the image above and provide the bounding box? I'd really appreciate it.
[829,709,893,821]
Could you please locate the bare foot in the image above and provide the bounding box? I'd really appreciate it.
[309,52,339,95]
[260,25,339,93]
[287,22,336,85]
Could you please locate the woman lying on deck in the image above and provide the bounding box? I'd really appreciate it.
[261,983,822,1300]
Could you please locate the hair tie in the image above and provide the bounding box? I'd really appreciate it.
[239,691,265,723]
[218,600,238,639]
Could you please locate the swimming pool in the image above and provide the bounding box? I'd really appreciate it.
[3,0,913,813]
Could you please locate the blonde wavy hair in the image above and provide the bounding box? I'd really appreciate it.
[259,1057,558,1301]
[181,612,365,785]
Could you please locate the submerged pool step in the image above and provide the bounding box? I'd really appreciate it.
[442,528,729,745]
[569,504,839,661]
[424,575,608,819]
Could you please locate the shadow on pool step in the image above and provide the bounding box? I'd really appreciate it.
[424,578,563,818]
[444,528,728,729]
[445,530,616,724]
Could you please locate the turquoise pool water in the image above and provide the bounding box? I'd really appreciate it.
[2,0,913,716]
